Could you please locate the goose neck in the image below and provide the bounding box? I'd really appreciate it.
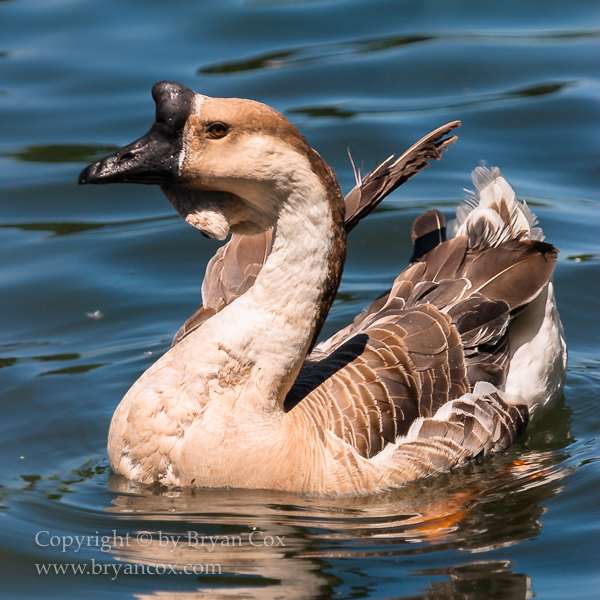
[191,155,346,409]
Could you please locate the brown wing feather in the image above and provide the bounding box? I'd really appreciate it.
[344,121,460,233]
[387,387,528,483]
[172,230,273,345]
[172,305,216,346]
[284,286,471,458]
[459,239,558,310]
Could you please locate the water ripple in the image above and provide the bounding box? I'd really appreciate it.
[7,144,120,164]
[199,31,599,75]
[288,80,578,119]
[0,214,178,238]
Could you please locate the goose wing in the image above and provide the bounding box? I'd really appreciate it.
[172,122,460,346]
[284,202,557,466]
[172,230,272,344]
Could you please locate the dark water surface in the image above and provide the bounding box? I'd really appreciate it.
[1,0,599,598]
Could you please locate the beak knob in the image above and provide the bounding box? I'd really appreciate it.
[79,81,195,186]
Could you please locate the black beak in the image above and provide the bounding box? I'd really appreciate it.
[78,126,180,185]
[79,81,195,186]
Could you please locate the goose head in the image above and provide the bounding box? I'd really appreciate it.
[79,81,340,240]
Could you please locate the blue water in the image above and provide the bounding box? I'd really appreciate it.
[0,0,599,598]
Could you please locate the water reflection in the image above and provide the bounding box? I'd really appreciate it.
[97,401,573,598]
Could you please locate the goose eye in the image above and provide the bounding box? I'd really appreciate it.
[206,122,229,139]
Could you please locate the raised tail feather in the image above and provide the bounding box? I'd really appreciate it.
[449,166,544,246]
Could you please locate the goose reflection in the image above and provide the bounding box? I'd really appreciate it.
[102,401,571,599]
[414,560,532,600]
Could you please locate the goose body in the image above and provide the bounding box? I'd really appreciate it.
[80,81,566,494]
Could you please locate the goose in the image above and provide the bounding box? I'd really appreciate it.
[79,81,567,494]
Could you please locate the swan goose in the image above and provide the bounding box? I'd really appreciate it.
[79,81,566,494]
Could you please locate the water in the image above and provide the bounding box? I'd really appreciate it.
[0,0,599,598]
